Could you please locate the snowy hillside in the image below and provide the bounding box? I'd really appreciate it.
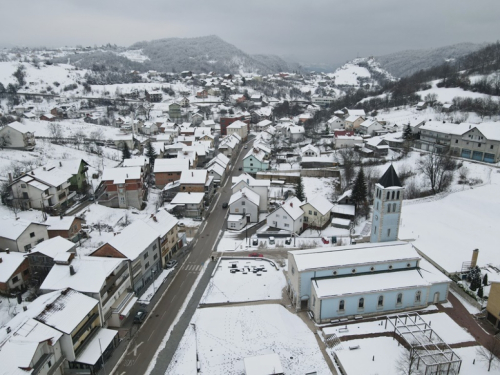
[329,57,396,88]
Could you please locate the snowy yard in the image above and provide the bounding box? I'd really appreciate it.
[399,170,500,273]
[166,304,331,374]
[201,259,286,304]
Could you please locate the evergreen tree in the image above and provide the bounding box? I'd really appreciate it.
[477,285,484,299]
[483,273,489,286]
[295,177,305,202]
[145,141,157,168]
[351,168,367,209]
[121,142,131,160]
[403,124,413,140]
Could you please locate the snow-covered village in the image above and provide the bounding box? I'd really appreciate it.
[0,6,500,374]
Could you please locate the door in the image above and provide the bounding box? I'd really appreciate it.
[433,292,440,304]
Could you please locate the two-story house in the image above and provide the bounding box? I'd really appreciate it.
[266,197,304,235]
[170,192,205,218]
[301,195,334,230]
[179,170,208,193]
[169,102,182,122]
[0,218,49,252]
[44,215,82,241]
[243,147,270,174]
[153,158,190,188]
[231,174,270,212]
[97,167,145,209]
[0,121,36,150]
[90,220,161,295]
[226,120,249,141]
[0,250,30,295]
[449,122,500,163]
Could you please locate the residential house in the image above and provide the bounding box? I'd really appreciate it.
[145,89,162,102]
[218,134,240,157]
[196,90,208,99]
[358,119,383,136]
[57,159,90,193]
[449,122,500,163]
[9,165,75,212]
[97,167,145,209]
[414,121,460,153]
[220,115,249,136]
[40,113,56,121]
[287,242,450,322]
[90,220,161,295]
[335,134,363,148]
[141,121,159,135]
[344,115,365,130]
[169,192,205,218]
[201,119,216,129]
[177,149,199,168]
[266,197,304,235]
[327,116,344,131]
[26,236,77,284]
[416,102,427,111]
[231,173,270,212]
[0,219,49,253]
[301,144,321,157]
[44,215,82,242]
[207,163,225,184]
[301,195,333,230]
[154,158,190,188]
[40,256,134,328]
[0,251,30,295]
[0,121,36,150]
[288,125,305,142]
[254,119,272,132]
[228,188,260,229]
[407,118,426,135]
[311,96,337,108]
[226,120,248,141]
[191,112,204,126]
[122,156,150,176]
[362,137,390,157]
[145,210,179,266]
[180,97,190,107]
[169,102,182,122]
[243,147,270,174]
[179,123,195,136]
[112,133,135,150]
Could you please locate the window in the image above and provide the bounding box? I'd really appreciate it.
[30,232,35,238]
[235,208,239,212]
[351,268,356,273]
[397,293,403,304]
[339,300,345,311]
[153,254,158,261]
[358,298,364,309]
[312,296,316,307]
[153,244,157,250]
[250,163,253,166]
[376,202,379,210]
[21,183,27,188]
[388,265,393,269]
[387,204,391,213]
[241,201,245,205]
[393,203,397,212]
[378,295,384,307]
[309,210,312,215]
[386,192,390,200]
[396,191,400,200]
[24,244,32,252]
[145,261,150,269]
[144,252,149,259]
[12,276,19,283]
[313,211,317,216]
[387,229,391,237]
[23,269,29,275]
[283,215,288,219]
[37,239,44,244]
[478,143,481,147]
[333,270,337,275]
[455,139,458,143]
[373,226,377,234]
[415,291,421,303]
[391,191,395,199]
[370,267,375,272]
[407,263,411,267]
[491,145,494,150]
[284,224,289,227]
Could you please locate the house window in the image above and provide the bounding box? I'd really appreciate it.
[351,268,356,273]
[376,202,379,210]
[24,244,32,252]
[21,183,27,188]
[12,276,19,283]
[153,244,157,250]
[153,254,158,261]
[144,252,149,259]
[23,269,29,275]
[387,205,391,213]
[391,191,395,199]
[312,296,316,307]
[378,295,384,307]
[145,261,150,269]
[397,293,403,304]
[455,139,458,143]
[478,143,481,147]
[373,226,377,234]
[370,267,375,272]
[235,208,239,212]
[37,239,44,244]
[241,201,245,205]
[415,291,421,303]
[358,298,364,309]
[284,224,289,227]
[386,192,390,200]
[30,232,35,238]
[397,191,400,199]
[309,210,312,215]
[490,145,494,150]
[313,211,317,216]
[339,300,345,311]
[387,229,391,237]
[393,203,397,212]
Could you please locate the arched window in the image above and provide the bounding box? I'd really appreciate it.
[397,191,400,200]
[415,291,421,303]
[358,298,364,309]
[386,191,390,200]
[393,203,397,212]
[391,191,395,199]
[397,293,403,304]
[378,295,384,307]
[387,204,391,213]
[339,300,345,311]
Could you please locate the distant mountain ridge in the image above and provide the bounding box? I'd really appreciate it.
[374,43,486,77]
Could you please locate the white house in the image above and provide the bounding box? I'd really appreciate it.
[0,218,49,252]
[358,119,383,136]
[228,187,260,229]
[301,144,321,157]
[335,135,363,148]
[289,125,305,142]
[231,173,270,212]
[255,119,272,132]
[266,197,304,234]
[0,121,36,150]
[227,120,248,141]
[327,116,344,130]
[301,195,334,230]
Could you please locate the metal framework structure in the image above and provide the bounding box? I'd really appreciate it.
[386,312,462,375]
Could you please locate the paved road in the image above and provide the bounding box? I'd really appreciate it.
[110,137,254,375]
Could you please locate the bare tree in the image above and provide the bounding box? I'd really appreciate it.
[73,130,86,150]
[458,166,469,183]
[335,148,358,192]
[395,347,423,375]
[418,151,456,195]
[476,337,500,372]
[48,122,64,143]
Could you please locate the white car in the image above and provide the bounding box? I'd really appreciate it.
[165,260,178,269]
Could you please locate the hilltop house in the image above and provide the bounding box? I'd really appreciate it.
[0,121,36,150]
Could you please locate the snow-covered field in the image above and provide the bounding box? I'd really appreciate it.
[400,170,500,273]
[166,304,331,374]
[201,259,286,304]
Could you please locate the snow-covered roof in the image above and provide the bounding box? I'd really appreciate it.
[153,158,190,173]
[303,195,334,216]
[22,164,73,188]
[289,125,305,134]
[0,218,47,241]
[473,122,500,141]
[244,353,284,375]
[44,215,78,231]
[419,121,467,135]
[75,328,118,365]
[227,120,247,129]
[34,288,98,335]
[180,169,207,185]
[0,252,26,283]
[170,192,204,204]
[345,115,364,123]
[256,119,272,127]
[313,269,441,298]
[347,109,366,117]
[331,204,355,216]
[41,256,124,294]
[301,144,320,155]
[216,153,230,166]
[145,209,178,237]
[202,119,216,126]
[277,197,304,220]
[122,156,148,168]
[229,187,260,207]
[290,241,419,272]
[331,217,351,226]
[359,119,379,128]
[327,116,342,124]
[106,220,159,260]
[244,148,268,163]
[30,236,75,258]
[3,121,32,134]
[207,163,224,177]
[101,166,142,184]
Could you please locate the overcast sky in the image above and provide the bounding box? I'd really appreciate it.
[1,0,499,67]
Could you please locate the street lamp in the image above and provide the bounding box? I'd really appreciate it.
[152,269,156,295]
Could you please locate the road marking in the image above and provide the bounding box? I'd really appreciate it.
[200,221,207,232]
[129,342,143,356]
[148,330,155,341]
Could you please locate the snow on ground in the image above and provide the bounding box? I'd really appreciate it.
[417,80,494,103]
[331,63,371,86]
[452,346,498,375]
[22,119,125,141]
[137,268,174,305]
[118,49,150,63]
[399,170,500,273]
[0,295,31,328]
[201,259,286,304]
[166,304,331,375]
[302,177,336,201]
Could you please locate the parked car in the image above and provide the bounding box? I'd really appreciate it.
[285,237,292,245]
[133,310,147,324]
[248,252,263,257]
[238,167,242,171]
[269,236,275,245]
[244,145,248,149]
[222,202,228,209]
[321,237,330,244]
[165,260,178,269]
[251,236,258,246]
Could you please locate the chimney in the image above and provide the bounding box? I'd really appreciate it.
[153,216,157,222]
[43,167,46,171]
[471,249,479,268]
[290,202,293,207]
[59,161,62,167]
[60,214,63,220]
[5,249,9,254]
[70,265,76,276]
[126,174,129,178]
[23,306,27,311]
[6,327,11,334]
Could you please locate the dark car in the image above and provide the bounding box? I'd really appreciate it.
[251,237,258,246]
[222,202,228,209]
[285,237,292,245]
[238,167,242,171]
[133,310,147,324]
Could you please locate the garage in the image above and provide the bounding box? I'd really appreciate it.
[484,153,495,163]
[472,151,483,161]
[461,149,471,159]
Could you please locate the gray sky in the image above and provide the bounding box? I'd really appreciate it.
[1,0,498,66]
